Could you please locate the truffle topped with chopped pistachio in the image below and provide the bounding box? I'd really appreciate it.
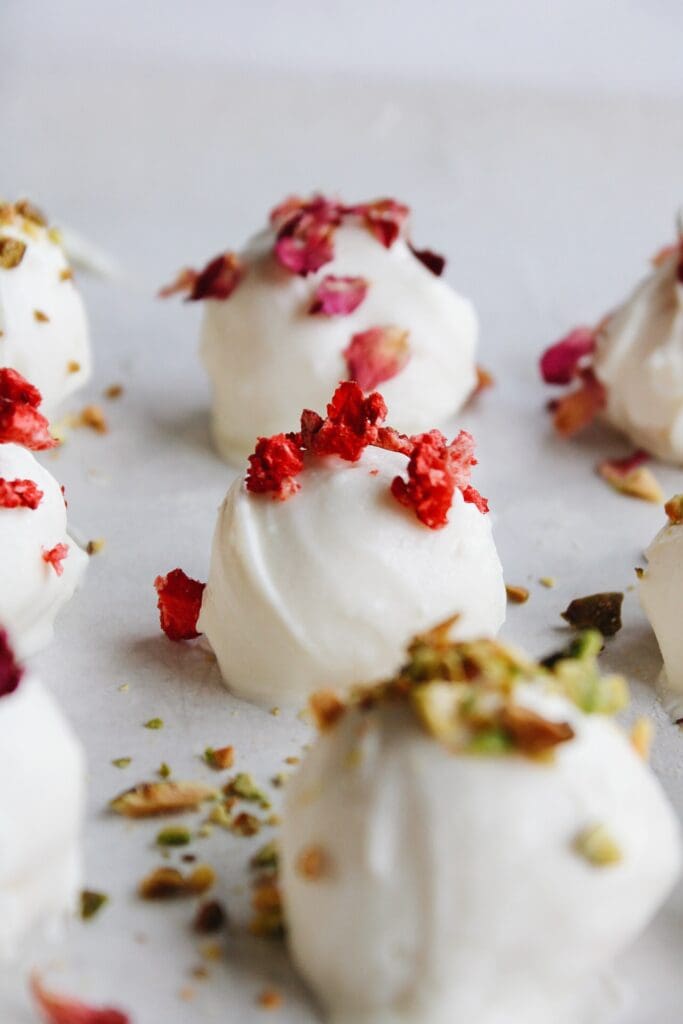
[281,625,681,1024]
[0,200,90,415]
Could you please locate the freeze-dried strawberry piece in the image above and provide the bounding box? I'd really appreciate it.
[351,199,410,248]
[0,478,43,509]
[154,568,206,642]
[189,252,243,301]
[309,275,368,316]
[540,327,596,385]
[42,543,69,576]
[157,267,198,299]
[246,434,305,500]
[31,974,130,1024]
[391,429,486,529]
[344,326,410,391]
[0,628,23,698]
[552,370,607,437]
[305,382,387,462]
[0,368,56,450]
[408,243,446,276]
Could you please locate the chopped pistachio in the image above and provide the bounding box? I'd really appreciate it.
[630,717,654,760]
[80,889,108,920]
[139,864,215,900]
[0,236,26,269]
[225,773,271,809]
[505,584,530,604]
[110,781,215,818]
[204,745,235,770]
[296,845,332,881]
[574,825,623,867]
[251,841,279,871]
[156,825,192,847]
[665,494,683,524]
[539,576,556,588]
[158,762,172,778]
[258,988,283,1010]
[193,899,227,934]
[86,538,106,555]
[33,309,49,323]
[144,717,164,730]
[561,592,623,637]
[111,757,132,769]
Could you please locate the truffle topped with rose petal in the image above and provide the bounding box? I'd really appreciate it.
[540,223,683,464]
[0,200,90,416]
[0,368,88,655]
[161,194,479,463]
[281,627,681,1024]
[155,382,505,705]
[0,629,86,960]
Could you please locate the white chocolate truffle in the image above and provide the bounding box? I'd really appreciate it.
[197,198,478,464]
[593,244,683,464]
[639,496,683,717]
[281,636,680,1024]
[0,443,87,657]
[198,441,505,706]
[0,201,91,417]
[0,643,85,959]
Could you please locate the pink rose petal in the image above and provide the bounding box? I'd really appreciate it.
[540,327,596,385]
[344,326,410,391]
[309,275,368,316]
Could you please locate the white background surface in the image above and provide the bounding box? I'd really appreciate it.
[1,4,683,1022]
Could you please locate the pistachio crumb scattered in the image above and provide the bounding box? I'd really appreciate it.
[80,889,108,920]
[505,584,530,604]
[158,762,172,778]
[139,864,215,900]
[539,576,556,588]
[144,718,164,730]
[574,824,623,867]
[0,236,27,268]
[251,841,279,871]
[295,845,331,881]
[630,717,654,760]
[86,538,106,556]
[104,383,123,400]
[67,360,81,373]
[110,780,215,818]
[193,899,227,934]
[258,988,282,1010]
[225,773,271,809]
[60,267,74,282]
[665,494,683,524]
[156,825,192,847]
[33,309,49,323]
[111,757,132,769]
[270,707,280,717]
[204,745,235,770]
[561,592,623,637]
[74,404,108,434]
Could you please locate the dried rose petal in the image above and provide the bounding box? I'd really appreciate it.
[0,478,43,509]
[31,974,130,1024]
[158,267,198,299]
[304,381,388,462]
[344,326,410,391]
[598,451,664,504]
[270,195,342,234]
[274,221,335,276]
[553,370,606,437]
[391,429,487,529]
[189,252,243,301]
[0,368,56,450]
[351,199,410,248]
[561,592,624,637]
[308,275,368,316]
[42,543,69,576]
[154,569,206,641]
[246,434,304,499]
[0,628,23,698]
[540,327,596,385]
[408,243,446,276]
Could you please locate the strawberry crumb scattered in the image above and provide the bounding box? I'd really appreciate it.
[0,368,56,450]
[42,543,69,576]
[304,382,388,462]
[0,628,23,698]
[309,275,368,316]
[246,434,305,499]
[0,478,43,509]
[31,973,130,1024]
[154,569,206,641]
[344,326,410,391]
[391,429,487,529]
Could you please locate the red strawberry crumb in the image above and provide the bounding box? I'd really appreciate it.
[391,429,487,529]
[31,973,130,1024]
[304,382,388,462]
[308,275,368,316]
[42,543,69,576]
[154,569,206,642]
[246,434,305,500]
[540,327,596,385]
[0,478,43,509]
[344,326,410,392]
[0,628,23,698]
[408,244,446,276]
[0,368,56,450]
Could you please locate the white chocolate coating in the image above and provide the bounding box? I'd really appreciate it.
[0,673,85,960]
[0,444,88,657]
[639,514,683,717]
[200,225,478,464]
[282,687,680,1024]
[198,446,505,706]
[0,213,91,417]
[594,250,683,464]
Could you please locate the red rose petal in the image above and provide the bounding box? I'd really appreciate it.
[31,974,130,1024]
[303,381,388,462]
[308,275,368,316]
[350,199,410,248]
[42,542,69,576]
[408,243,446,276]
[0,477,43,509]
[344,326,410,392]
[0,368,56,450]
[0,627,23,698]
[246,434,305,500]
[274,221,335,277]
[270,195,342,235]
[188,252,243,301]
[540,327,596,385]
[154,569,206,642]
[157,267,198,299]
[553,370,607,437]
[391,429,486,529]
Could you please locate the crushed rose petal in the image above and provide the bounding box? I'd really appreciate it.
[246,434,305,499]
[0,628,23,698]
[344,326,410,392]
[188,252,243,301]
[552,370,606,437]
[42,543,69,576]
[158,266,198,299]
[540,327,596,385]
[154,569,206,641]
[350,199,409,248]
[408,243,446,276]
[0,478,43,509]
[308,275,368,316]
[0,368,56,450]
[391,429,487,529]
[31,974,130,1024]
[598,451,664,504]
